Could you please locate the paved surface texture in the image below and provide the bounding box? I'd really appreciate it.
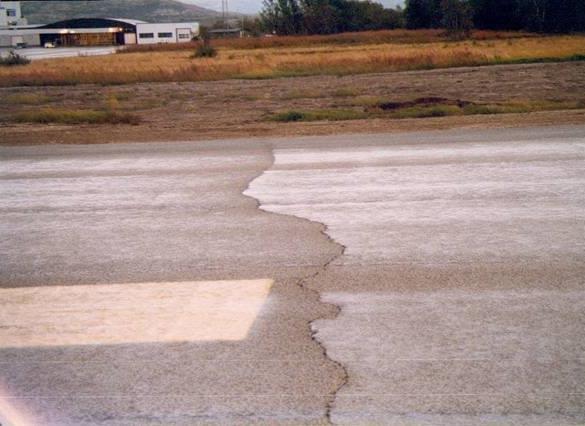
[0,47,117,61]
[247,126,585,425]
[1,125,585,424]
[0,139,343,425]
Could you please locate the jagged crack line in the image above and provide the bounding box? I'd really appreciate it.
[244,145,349,425]
[301,222,349,425]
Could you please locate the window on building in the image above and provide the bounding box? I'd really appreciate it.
[158,32,173,38]
[7,9,17,17]
[178,33,191,39]
[139,33,154,39]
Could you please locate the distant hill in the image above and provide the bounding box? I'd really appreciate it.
[182,0,404,14]
[21,0,224,25]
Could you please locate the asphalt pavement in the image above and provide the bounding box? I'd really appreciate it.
[0,46,117,61]
[1,125,584,425]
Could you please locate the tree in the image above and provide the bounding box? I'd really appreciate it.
[260,0,405,35]
[441,0,473,36]
[541,0,585,33]
[471,0,522,30]
[260,0,280,33]
[405,0,442,28]
[300,0,341,34]
[277,0,304,35]
[242,17,264,37]
[339,1,404,32]
[260,0,304,35]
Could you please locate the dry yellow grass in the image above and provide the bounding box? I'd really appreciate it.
[122,29,535,52]
[1,34,584,87]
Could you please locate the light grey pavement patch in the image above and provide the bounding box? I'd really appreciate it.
[246,127,585,424]
[0,139,343,424]
[0,46,117,60]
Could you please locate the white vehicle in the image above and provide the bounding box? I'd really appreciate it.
[44,41,55,48]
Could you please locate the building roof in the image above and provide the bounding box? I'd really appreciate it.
[106,18,148,26]
[40,18,143,31]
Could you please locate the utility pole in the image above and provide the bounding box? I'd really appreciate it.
[221,0,229,30]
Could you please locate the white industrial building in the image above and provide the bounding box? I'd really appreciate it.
[0,1,199,47]
[0,1,26,27]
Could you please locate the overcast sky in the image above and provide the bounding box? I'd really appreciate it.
[181,0,404,15]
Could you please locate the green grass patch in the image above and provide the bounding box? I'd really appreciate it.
[331,87,361,97]
[268,99,585,123]
[13,108,141,125]
[388,104,462,118]
[269,109,368,122]
[491,53,585,66]
[1,93,52,104]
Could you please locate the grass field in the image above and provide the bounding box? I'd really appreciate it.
[0,31,584,87]
[121,29,535,52]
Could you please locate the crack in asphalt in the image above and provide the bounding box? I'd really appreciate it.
[243,144,349,425]
[300,224,349,425]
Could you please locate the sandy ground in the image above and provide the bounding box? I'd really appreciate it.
[1,61,585,145]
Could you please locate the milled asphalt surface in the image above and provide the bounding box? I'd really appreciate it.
[1,125,585,425]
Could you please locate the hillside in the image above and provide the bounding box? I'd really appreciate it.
[181,0,403,14]
[21,0,223,25]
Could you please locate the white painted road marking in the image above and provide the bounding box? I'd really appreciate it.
[0,279,273,347]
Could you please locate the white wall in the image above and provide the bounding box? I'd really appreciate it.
[0,1,26,27]
[0,32,38,47]
[136,22,199,45]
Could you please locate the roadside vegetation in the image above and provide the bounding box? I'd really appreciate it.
[4,93,141,125]
[0,51,31,67]
[269,98,585,122]
[12,108,141,125]
[0,32,584,87]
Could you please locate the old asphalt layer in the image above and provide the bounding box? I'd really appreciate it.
[1,125,585,425]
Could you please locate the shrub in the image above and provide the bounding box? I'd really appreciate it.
[269,109,368,122]
[0,51,31,67]
[193,45,217,58]
[272,111,305,122]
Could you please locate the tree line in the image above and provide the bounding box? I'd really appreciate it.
[259,0,585,35]
[260,0,403,35]
[406,0,585,33]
